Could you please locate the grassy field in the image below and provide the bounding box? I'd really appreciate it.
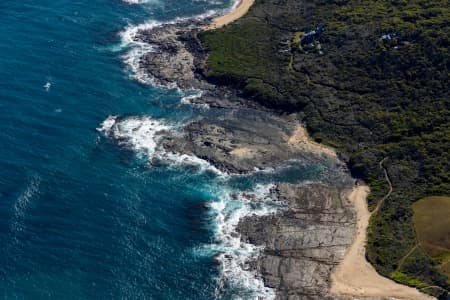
[199,0,449,297]
[413,196,450,280]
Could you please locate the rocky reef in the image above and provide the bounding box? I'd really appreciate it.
[131,19,260,109]
[161,109,339,174]
[239,183,356,299]
[135,21,202,89]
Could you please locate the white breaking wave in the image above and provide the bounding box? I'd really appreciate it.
[180,90,210,109]
[119,20,167,87]
[119,11,216,88]
[97,116,223,175]
[119,0,241,88]
[203,183,284,300]
[98,115,283,298]
[122,0,158,4]
[162,152,224,175]
[97,115,172,159]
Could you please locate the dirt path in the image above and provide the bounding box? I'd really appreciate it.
[330,185,434,299]
[373,157,393,213]
[206,0,255,29]
[396,244,419,272]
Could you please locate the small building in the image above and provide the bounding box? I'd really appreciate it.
[301,25,324,46]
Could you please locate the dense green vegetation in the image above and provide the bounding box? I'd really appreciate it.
[413,196,450,281]
[199,0,450,297]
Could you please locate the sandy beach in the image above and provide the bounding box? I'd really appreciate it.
[287,124,337,159]
[207,0,255,29]
[331,185,434,300]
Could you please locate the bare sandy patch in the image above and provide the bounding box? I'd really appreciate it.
[206,0,255,30]
[331,185,435,300]
[287,124,337,159]
[230,147,254,159]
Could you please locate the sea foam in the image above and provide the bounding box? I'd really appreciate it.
[205,183,283,300]
[180,90,210,109]
[97,115,172,159]
[119,11,216,88]
[97,116,223,175]
[119,21,168,87]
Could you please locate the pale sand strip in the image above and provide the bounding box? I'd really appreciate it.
[230,147,255,159]
[287,124,337,159]
[207,0,255,29]
[331,185,434,300]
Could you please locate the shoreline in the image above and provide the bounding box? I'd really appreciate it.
[206,0,255,29]
[331,185,434,300]
[125,6,436,298]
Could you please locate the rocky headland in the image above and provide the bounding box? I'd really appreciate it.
[129,16,431,300]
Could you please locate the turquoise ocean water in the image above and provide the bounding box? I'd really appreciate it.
[0,1,338,299]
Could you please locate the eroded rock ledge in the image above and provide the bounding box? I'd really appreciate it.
[161,109,339,174]
[240,183,357,299]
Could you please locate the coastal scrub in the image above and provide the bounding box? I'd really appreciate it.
[199,0,450,297]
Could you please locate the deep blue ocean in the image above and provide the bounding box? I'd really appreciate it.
[0,1,337,299]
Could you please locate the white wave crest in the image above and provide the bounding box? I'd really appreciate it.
[119,20,167,87]
[161,152,224,175]
[99,115,284,297]
[97,115,173,158]
[97,116,224,175]
[11,176,41,233]
[122,0,162,4]
[122,0,150,3]
[205,183,284,299]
